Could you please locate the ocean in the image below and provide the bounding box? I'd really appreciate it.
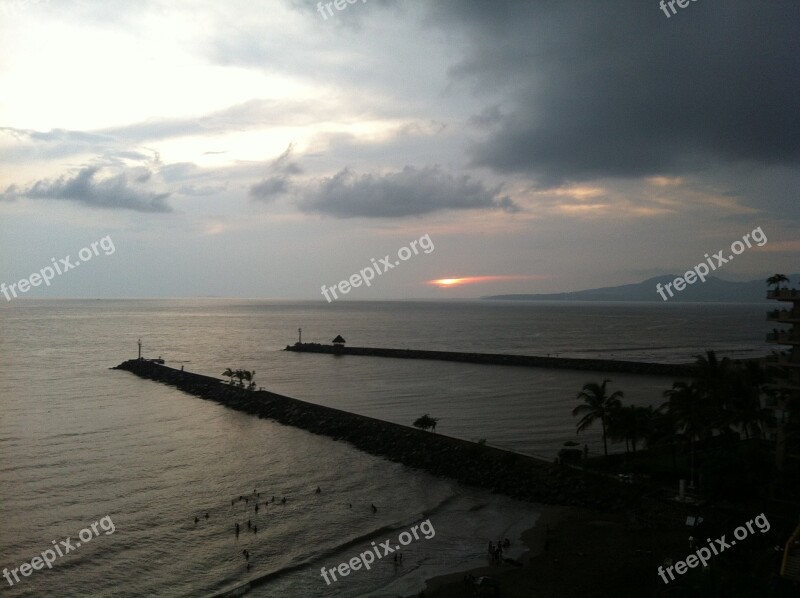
[0,299,771,596]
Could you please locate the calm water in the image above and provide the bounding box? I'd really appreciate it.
[0,299,771,596]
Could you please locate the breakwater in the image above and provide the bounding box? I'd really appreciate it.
[284,343,692,377]
[113,359,641,511]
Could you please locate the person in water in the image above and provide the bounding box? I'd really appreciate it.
[235,523,240,536]
[371,503,378,513]
[316,486,321,494]
[205,512,209,519]
[194,517,199,524]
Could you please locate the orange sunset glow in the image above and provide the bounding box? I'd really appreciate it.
[428,275,543,288]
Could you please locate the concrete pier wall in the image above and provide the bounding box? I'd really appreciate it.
[284,343,692,377]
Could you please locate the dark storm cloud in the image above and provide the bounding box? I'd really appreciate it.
[301,165,518,218]
[426,1,800,184]
[1,166,172,213]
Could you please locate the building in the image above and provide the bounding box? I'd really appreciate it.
[765,285,800,471]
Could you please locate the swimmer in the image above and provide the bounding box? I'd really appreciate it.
[316,486,321,494]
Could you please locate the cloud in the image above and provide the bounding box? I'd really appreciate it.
[1,165,172,212]
[300,165,519,218]
[424,1,800,184]
[249,144,303,202]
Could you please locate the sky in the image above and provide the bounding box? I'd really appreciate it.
[1,0,798,300]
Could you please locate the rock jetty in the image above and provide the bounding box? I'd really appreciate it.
[114,359,644,510]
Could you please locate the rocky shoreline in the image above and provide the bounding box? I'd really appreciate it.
[284,343,692,376]
[113,359,651,511]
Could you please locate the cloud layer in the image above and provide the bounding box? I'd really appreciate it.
[2,166,172,213]
[301,165,518,218]
[426,1,800,184]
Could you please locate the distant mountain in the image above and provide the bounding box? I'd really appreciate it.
[483,275,800,303]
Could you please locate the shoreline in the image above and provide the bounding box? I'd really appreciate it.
[415,505,694,598]
[414,505,567,597]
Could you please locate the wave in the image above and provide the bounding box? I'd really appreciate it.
[207,491,461,598]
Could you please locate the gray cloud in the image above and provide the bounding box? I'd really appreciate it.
[300,165,518,218]
[1,166,172,213]
[249,144,303,202]
[0,99,318,165]
[424,1,800,184]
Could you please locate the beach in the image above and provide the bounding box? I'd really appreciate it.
[418,505,688,597]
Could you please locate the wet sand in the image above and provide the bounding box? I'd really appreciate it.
[418,505,688,597]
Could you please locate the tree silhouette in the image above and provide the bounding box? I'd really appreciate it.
[413,414,439,432]
[572,379,623,458]
[766,273,789,290]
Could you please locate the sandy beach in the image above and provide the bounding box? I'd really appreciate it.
[417,505,690,597]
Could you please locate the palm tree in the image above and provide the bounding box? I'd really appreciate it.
[233,369,247,387]
[608,405,654,456]
[663,381,716,487]
[726,361,770,439]
[692,350,734,430]
[646,407,679,473]
[572,380,623,458]
[241,369,252,390]
[222,368,235,385]
[766,273,789,291]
